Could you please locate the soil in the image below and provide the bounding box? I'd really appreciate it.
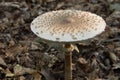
[0,0,120,80]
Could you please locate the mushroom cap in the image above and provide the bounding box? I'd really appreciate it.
[31,10,106,43]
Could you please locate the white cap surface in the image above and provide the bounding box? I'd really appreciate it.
[31,10,106,42]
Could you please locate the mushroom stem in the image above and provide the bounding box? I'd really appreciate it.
[64,44,73,80]
[65,51,72,80]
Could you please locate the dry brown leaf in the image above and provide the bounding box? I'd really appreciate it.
[0,56,7,67]
[0,24,7,31]
[31,43,39,50]
[14,64,23,75]
[106,44,115,49]
[55,2,64,9]
[5,68,14,77]
[33,72,42,80]
[14,64,37,76]
[95,79,103,80]
[8,39,15,47]
[115,47,120,51]
[5,44,27,57]
[109,52,119,62]
[0,42,6,48]
[78,57,87,64]
[19,76,25,80]
[77,57,93,73]
[14,64,41,80]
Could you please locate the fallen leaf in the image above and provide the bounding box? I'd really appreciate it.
[5,68,14,77]
[0,56,7,67]
[33,72,42,80]
[0,42,6,48]
[95,79,103,80]
[55,2,64,9]
[112,63,120,69]
[115,47,120,51]
[78,57,87,64]
[14,64,37,76]
[19,76,25,80]
[14,64,23,75]
[106,43,115,49]
[5,44,27,57]
[109,52,119,62]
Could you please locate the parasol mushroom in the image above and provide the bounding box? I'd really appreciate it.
[30,10,106,80]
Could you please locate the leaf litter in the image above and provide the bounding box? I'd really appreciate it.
[0,0,120,80]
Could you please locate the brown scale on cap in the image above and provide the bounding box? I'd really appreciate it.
[31,10,106,42]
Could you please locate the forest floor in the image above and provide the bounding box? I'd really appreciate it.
[0,0,120,80]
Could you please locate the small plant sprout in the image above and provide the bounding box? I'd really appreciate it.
[30,10,106,80]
